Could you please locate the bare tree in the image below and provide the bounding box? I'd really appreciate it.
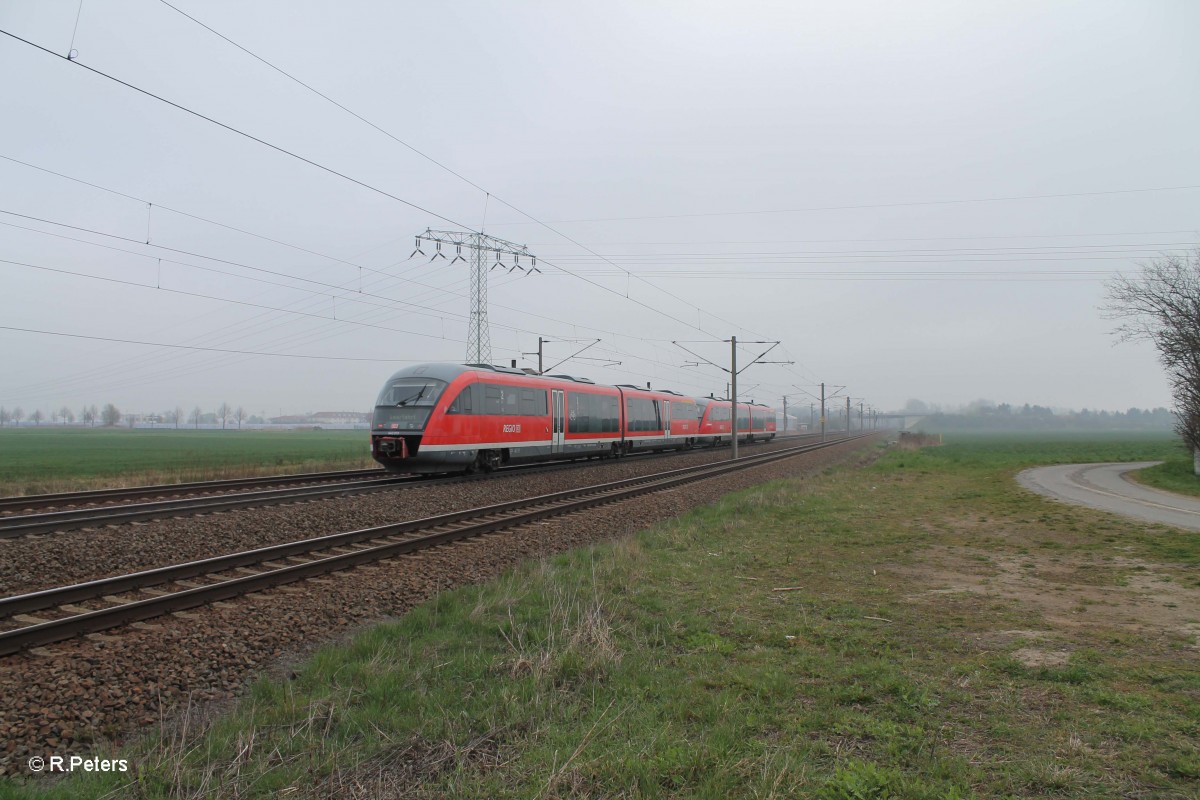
[88,405,98,427]
[60,406,74,424]
[30,409,44,426]
[0,407,8,427]
[1105,249,1200,472]
[11,408,23,426]
[174,406,183,430]
[217,402,230,430]
[235,406,246,430]
[101,403,121,427]
[189,406,203,429]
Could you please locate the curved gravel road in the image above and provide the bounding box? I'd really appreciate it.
[1017,461,1200,531]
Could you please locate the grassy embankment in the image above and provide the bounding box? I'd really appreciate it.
[0,428,372,496]
[1131,451,1200,498]
[4,432,1199,798]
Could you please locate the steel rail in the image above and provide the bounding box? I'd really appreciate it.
[0,468,387,513]
[0,434,873,656]
[0,477,412,538]
[0,433,817,538]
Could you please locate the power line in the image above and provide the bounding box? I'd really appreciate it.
[519,230,1200,247]
[541,243,1198,259]
[0,325,424,362]
[0,25,474,231]
[488,185,1200,226]
[154,0,491,198]
[138,7,767,342]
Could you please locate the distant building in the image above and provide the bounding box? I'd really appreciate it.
[311,411,370,425]
[267,411,370,426]
[268,415,311,425]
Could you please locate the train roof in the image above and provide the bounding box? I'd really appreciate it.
[694,396,774,409]
[378,363,609,390]
[378,364,759,406]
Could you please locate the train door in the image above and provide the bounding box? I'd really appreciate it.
[662,400,671,442]
[551,389,565,454]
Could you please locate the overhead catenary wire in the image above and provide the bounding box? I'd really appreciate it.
[11,13,1186,407]
[0,23,754,349]
[0,325,429,362]
[136,5,767,342]
[486,185,1200,226]
[0,26,474,232]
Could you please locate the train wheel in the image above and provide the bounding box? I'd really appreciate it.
[477,449,502,472]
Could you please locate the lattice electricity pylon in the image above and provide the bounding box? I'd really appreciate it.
[413,229,539,364]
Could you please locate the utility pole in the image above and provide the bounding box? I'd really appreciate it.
[523,337,609,375]
[809,403,814,432]
[731,336,738,460]
[673,337,790,461]
[782,395,788,432]
[820,382,825,442]
[415,229,538,364]
[846,396,851,436]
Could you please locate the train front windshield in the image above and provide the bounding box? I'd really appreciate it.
[373,378,447,431]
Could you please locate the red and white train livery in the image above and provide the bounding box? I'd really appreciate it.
[371,363,775,474]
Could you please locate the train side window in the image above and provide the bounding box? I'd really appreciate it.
[483,384,503,415]
[602,396,618,432]
[519,388,547,416]
[447,385,474,415]
[568,392,589,432]
[590,395,603,432]
[503,387,519,415]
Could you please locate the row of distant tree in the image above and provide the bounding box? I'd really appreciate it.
[908,399,1175,431]
[0,403,260,429]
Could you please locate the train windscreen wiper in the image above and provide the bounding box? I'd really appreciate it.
[394,386,427,406]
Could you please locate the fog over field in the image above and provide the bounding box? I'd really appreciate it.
[1,1,1197,418]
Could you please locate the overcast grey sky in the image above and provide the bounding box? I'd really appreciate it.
[1,0,1197,418]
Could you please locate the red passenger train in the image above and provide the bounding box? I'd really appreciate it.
[371,363,776,474]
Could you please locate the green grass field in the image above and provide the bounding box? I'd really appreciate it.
[4,432,1199,798]
[0,428,373,495]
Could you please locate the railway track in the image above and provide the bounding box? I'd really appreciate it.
[0,474,412,539]
[0,434,871,656]
[0,468,387,515]
[0,434,820,538]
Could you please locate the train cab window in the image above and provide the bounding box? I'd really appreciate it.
[446,385,474,415]
[375,378,445,407]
